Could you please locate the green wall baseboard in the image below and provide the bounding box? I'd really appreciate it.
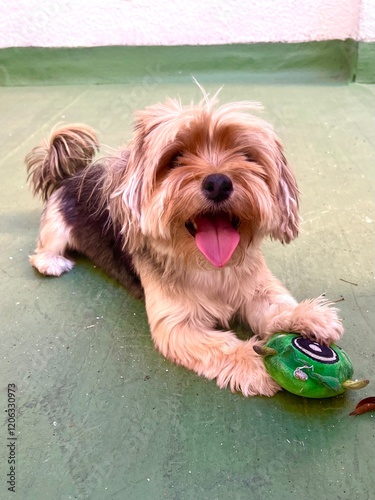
[356,42,375,83]
[0,40,372,87]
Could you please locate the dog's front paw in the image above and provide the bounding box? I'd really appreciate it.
[289,297,343,345]
[216,341,282,397]
[235,368,281,398]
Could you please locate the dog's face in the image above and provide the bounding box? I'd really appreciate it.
[116,97,300,269]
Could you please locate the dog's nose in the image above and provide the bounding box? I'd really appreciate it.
[202,174,233,202]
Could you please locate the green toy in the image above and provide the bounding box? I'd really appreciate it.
[254,333,369,398]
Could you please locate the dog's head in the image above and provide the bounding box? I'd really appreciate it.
[113,95,300,269]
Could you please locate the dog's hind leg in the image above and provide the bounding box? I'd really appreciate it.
[29,190,75,276]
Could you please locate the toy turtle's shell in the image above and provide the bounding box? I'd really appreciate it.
[263,333,354,398]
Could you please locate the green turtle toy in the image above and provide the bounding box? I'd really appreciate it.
[254,333,369,398]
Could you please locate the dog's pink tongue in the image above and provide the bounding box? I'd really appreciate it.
[195,215,240,267]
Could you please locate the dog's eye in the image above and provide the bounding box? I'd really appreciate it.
[169,152,183,169]
[243,152,254,162]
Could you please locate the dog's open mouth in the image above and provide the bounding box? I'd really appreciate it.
[185,213,240,267]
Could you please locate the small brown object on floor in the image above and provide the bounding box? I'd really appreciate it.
[349,397,375,416]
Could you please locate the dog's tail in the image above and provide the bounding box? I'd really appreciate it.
[26,124,99,201]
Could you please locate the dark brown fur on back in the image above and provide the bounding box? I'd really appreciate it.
[59,167,144,299]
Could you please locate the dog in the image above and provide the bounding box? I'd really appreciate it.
[25,91,343,396]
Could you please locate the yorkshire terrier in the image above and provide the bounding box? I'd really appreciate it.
[26,92,343,396]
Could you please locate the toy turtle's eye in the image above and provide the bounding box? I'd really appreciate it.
[292,337,339,364]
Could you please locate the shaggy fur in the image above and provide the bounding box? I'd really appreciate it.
[26,94,343,396]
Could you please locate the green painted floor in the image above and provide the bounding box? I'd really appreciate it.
[1,78,375,499]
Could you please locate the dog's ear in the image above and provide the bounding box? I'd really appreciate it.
[271,144,300,243]
[123,99,186,204]
[117,100,185,232]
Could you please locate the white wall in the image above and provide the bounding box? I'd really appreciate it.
[1,0,374,48]
[359,0,375,40]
